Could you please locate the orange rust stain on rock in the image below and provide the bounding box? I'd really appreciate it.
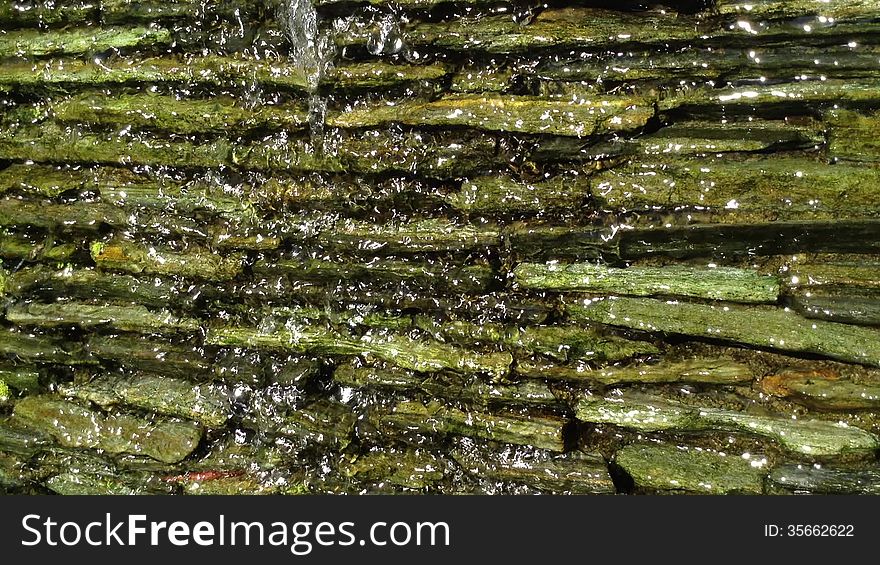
[96,245,129,262]
[759,369,840,397]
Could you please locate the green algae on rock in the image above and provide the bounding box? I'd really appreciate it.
[180,474,298,496]
[0,26,172,58]
[616,443,767,494]
[629,120,824,155]
[339,448,450,490]
[826,110,880,163]
[451,441,615,494]
[0,123,234,169]
[2,0,880,498]
[334,364,560,408]
[411,316,658,363]
[0,233,76,263]
[318,218,500,254]
[450,67,514,94]
[0,0,96,27]
[446,175,589,215]
[514,262,780,303]
[785,256,880,289]
[276,399,357,450]
[790,288,880,326]
[60,374,232,428]
[13,396,202,464]
[96,173,258,222]
[0,0,266,26]
[376,400,570,452]
[327,94,655,137]
[0,328,93,365]
[576,391,880,457]
[714,0,880,21]
[86,334,213,378]
[51,93,309,135]
[0,365,40,394]
[769,464,880,494]
[537,45,880,86]
[0,419,52,458]
[40,450,172,495]
[46,472,156,496]
[665,80,880,116]
[759,370,880,410]
[5,266,188,310]
[0,55,311,91]
[0,199,206,240]
[6,301,201,334]
[0,55,449,94]
[509,220,880,262]
[0,199,130,232]
[330,62,449,89]
[256,257,492,294]
[189,437,284,473]
[91,241,244,282]
[340,8,702,54]
[0,451,25,489]
[569,296,880,367]
[591,156,880,221]
[0,121,504,179]
[207,326,512,378]
[99,0,270,22]
[518,357,753,385]
[0,164,99,198]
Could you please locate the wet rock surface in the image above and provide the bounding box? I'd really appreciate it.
[1,0,879,494]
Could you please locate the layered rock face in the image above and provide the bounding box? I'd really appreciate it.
[1,0,880,494]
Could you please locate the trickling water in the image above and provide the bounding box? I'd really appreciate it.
[307,93,328,144]
[281,0,334,143]
[282,0,325,90]
[366,12,407,56]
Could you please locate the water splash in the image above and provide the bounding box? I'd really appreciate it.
[367,13,406,56]
[308,93,328,141]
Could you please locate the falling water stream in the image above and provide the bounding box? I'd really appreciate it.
[283,0,333,141]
